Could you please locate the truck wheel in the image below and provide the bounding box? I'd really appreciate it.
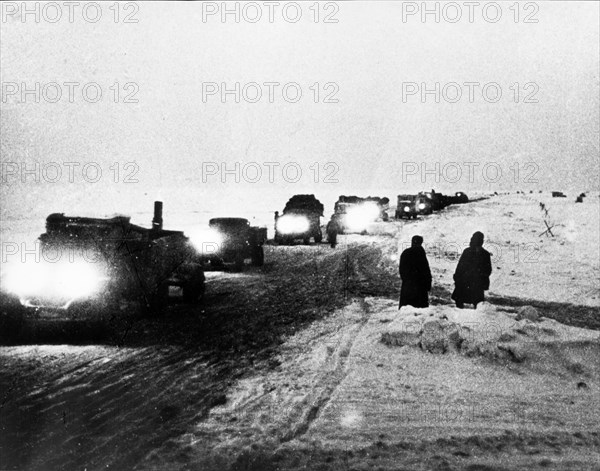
[232,253,245,272]
[149,282,169,315]
[183,278,205,303]
[182,265,206,303]
[251,246,264,266]
[276,235,289,245]
[303,237,310,245]
[314,231,323,243]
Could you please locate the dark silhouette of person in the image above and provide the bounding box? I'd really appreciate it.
[326,214,341,248]
[399,235,432,309]
[451,231,492,309]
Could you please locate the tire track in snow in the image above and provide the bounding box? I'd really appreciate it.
[279,295,374,443]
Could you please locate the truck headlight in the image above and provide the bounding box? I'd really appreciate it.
[277,215,310,234]
[418,203,426,210]
[404,206,410,212]
[189,227,224,254]
[3,260,106,302]
[55,262,105,299]
[345,203,379,231]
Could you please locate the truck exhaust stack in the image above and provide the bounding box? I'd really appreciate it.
[152,201,163,230]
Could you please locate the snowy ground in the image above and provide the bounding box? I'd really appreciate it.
[0,193,598,470]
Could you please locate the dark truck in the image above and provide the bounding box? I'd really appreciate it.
[452,191,469,204]
[274,194,324,244]
[395,194,433,219]
[201,217,267,271]
[421,190,455,211]
[396,194,420,219]
[418,190,447,212]
[3,201,205,314]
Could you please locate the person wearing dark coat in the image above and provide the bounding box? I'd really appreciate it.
[326,214,342,248]
[451,231,492,309]
[399,235,432,309]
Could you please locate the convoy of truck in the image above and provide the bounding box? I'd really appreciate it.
[3,188,587,324]
[1,189,473,319]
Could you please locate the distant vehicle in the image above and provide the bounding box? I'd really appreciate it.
[410,189,469,214]
[418,190,448,211]
[575,196,583,203]
[395,194,420,219]
[334,195,389,233]
[3,202,205,313]
[196,218,267,271]
[453,192,469,204]
[275,194,323,244]
[552,191,567,198]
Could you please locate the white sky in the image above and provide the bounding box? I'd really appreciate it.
[1,1,599,219]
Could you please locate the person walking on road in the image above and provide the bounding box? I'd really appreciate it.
[451,231,492,309]
[326,214,342,248]
[399,235,432,309]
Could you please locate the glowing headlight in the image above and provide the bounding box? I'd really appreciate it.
[363,202,381,220]
[404,206,410,212]
[418,203,426,210]
[3,260,105,302]
[189,227,224,254]
[344,213,366,231]
[277,215,310,234]
[344,203,379,231]
[54,262,104,299]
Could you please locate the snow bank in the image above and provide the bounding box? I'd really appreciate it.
[381,302,600,366]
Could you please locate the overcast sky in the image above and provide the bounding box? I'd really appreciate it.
[1,1,599,221]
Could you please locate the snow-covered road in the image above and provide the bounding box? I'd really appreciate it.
[1,194,598,470]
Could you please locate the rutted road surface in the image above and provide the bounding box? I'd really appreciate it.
[0,241,397,471]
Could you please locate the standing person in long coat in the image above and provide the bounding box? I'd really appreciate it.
[326,214,341,248]
[451,231,492,309]
[399,235,432,309]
